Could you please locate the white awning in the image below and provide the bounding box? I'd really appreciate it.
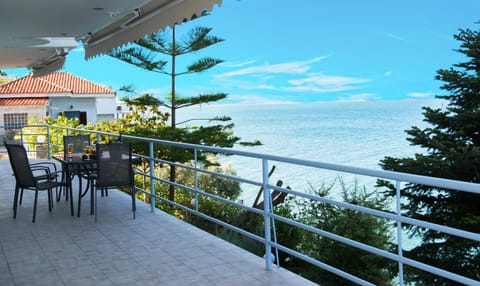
[84,0,222,59]
[32,56,66,78]
[0,0,222,76]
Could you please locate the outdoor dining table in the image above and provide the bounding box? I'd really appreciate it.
[52,154,96,217]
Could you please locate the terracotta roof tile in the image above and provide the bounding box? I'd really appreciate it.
[0,97,48,106]
[0,72,115,95]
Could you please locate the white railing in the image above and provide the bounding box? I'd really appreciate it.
[1,125,479,285]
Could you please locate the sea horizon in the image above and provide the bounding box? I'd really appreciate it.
[177,98,445,205]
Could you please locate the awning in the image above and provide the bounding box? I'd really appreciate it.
[0,0,222,76]
[85,0,222,59]
[32,50,69,78]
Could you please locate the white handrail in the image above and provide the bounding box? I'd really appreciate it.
[4,124,478,285]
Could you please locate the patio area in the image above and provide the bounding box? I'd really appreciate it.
[0,159,316,286]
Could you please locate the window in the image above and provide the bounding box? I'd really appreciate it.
[4,113,27,130]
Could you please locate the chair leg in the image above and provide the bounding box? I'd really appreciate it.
[32,190,39,223]
[94,187,98,223]
[13,184,19,219]
[90,178,94,215]
[131,186,136,219]
[19,188,24,205]
[101,188,108,197]
[57,172,67,202]
[47,189,52,212]
[13,183,18,209]
[68,183,74,216]
[77,176,83,217]
[56,183,66,202]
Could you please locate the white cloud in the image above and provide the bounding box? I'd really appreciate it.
[213,55,369,94]
[285,73,369,93]
[216,56,327,78]
[248,84,277,90]
[407,91,433,98]
[139,88,165,97]
[221,60,257,68]
[225,94,299,106]
[385,33,406,42]
[337,93,377,103]
[385,71,392,77]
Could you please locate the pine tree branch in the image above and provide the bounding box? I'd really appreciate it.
[108,47,167,72]
[174,93,228,109]
[181,27,224,54]
[186,57,224,73]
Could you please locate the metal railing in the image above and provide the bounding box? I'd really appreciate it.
[1,125,479,285]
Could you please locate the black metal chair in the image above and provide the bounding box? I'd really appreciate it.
[4,140,61,205]
[4,141,64,222]
[94,143,136,222]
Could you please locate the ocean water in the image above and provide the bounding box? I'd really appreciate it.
[178,99,444,204]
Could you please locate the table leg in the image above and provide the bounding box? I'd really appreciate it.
[66,169,74,216]
[77,172,82,217]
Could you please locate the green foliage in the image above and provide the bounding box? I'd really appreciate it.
[172,173,394,285]
[152,161,242,218]
[287,178,395,285]
[175,162,242,201]
[378,26,480,285]
[18,115,81,154]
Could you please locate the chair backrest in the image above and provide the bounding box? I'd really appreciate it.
[63,135,90,157]
[96,143,133,188]
[3,141,36,188]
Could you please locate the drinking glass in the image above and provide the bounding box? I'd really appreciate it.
[67,143,74,160]
[83,141,90,159]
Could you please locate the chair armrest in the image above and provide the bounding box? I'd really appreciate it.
[30,161,58,172]
[32,167,62,181]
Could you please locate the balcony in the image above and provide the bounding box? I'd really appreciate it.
[0,158,315,285]
[0,125,479,285]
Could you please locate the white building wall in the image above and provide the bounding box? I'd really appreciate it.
[0,105,45,135]
[48,97,96,122]
[96,96,117,122]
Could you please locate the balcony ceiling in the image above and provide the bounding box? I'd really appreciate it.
[0,0,221,77]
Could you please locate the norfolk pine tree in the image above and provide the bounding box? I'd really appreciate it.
[378,26,480,284]
[108,14,252,202]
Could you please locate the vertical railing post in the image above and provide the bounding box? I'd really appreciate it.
[149,141,155,213]
[55,126,60,152]
[396,180,404,285]
[46,125,51,158]
[193,148,199,212]
[20,128,24,143]
[262,159,273,271]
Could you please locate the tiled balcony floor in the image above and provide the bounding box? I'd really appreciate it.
[0,160,317,286]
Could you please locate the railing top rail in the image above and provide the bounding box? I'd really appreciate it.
[17,124,479,194]
[115,130,479,194]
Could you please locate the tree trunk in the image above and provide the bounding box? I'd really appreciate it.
[168,24,177,202]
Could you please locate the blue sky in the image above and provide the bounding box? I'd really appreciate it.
[5,0,480,104]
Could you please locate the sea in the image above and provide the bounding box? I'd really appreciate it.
[177,98,444,205]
